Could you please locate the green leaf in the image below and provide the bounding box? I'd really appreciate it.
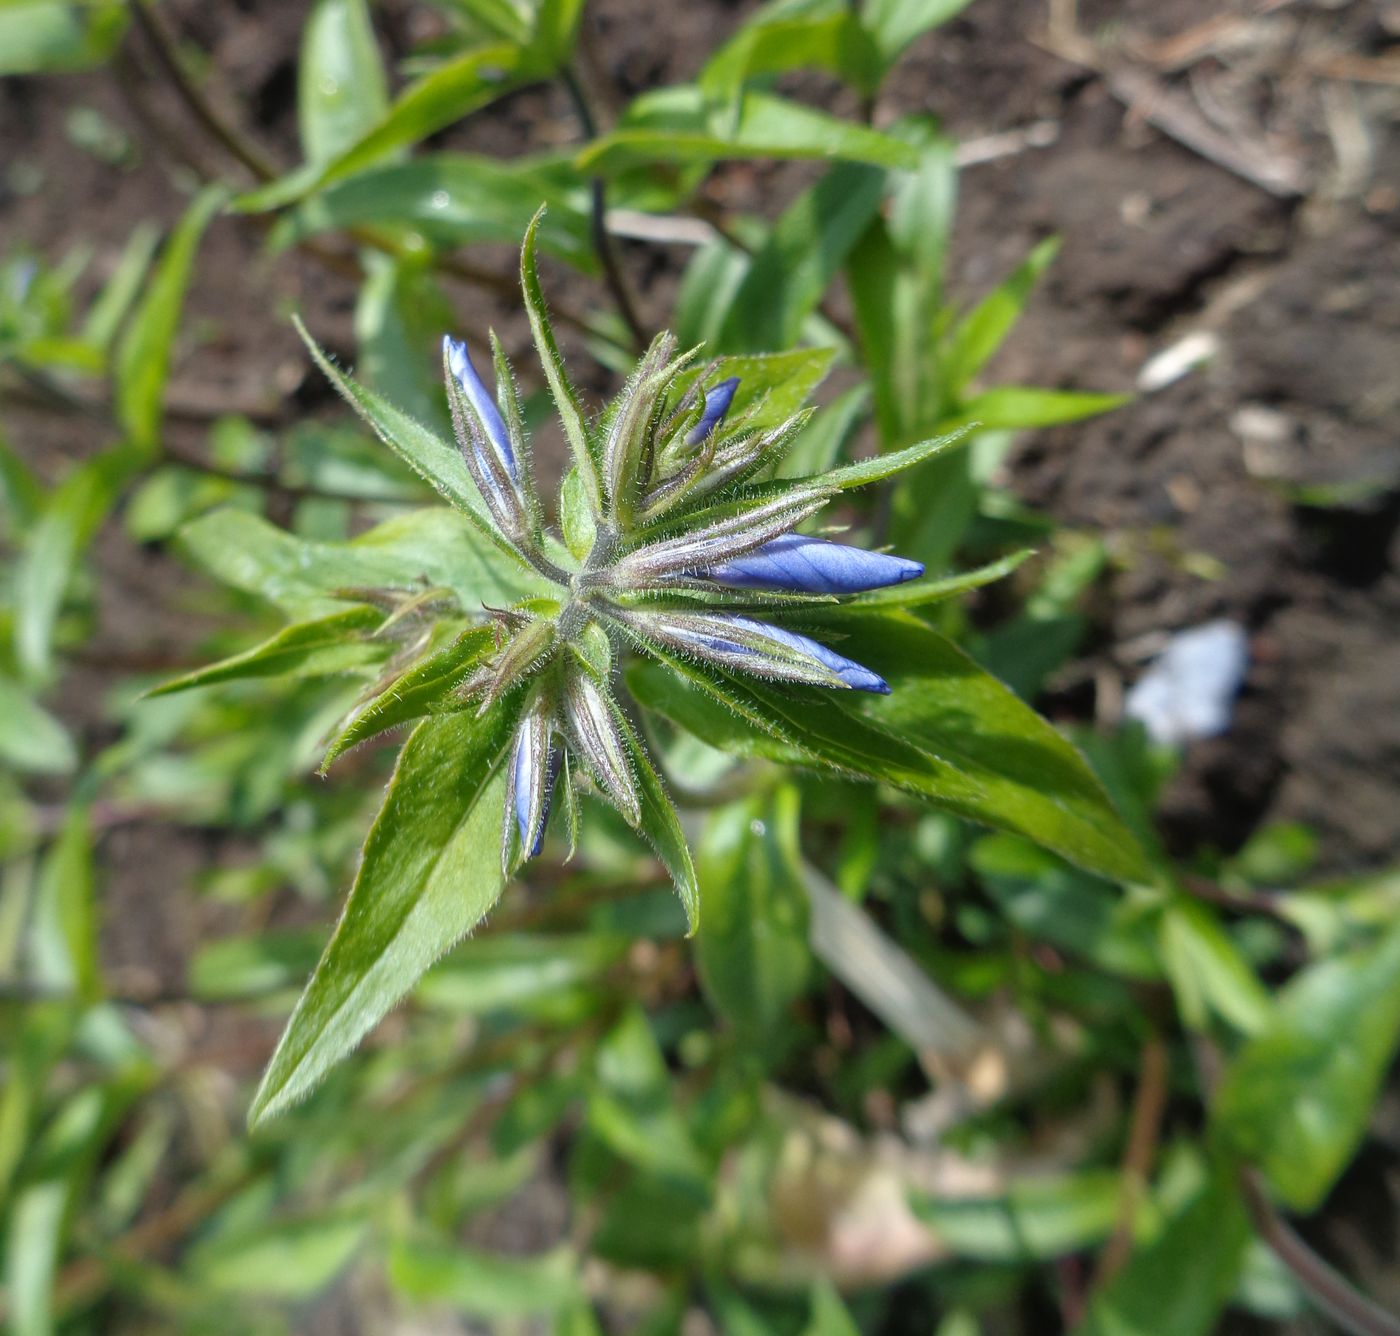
[612,704,700,933]
[354,252,455,435]
[1072,1171,1249,1336]
[950,387,1129,431]
[149,606,390,697]
[387,1236,580,1316]
[81,221,159,351]
[191,1212,371,1298]
[862,0,976,67]
[630,613,1153,885]
[578,87,921,176]
[236,42,527,211]
[14,448,132,681]
[696,785,811,1040]
[672,348,835,434]
[815,424,971,490]
[178,507,543,616]
[1158,901,1272,1035]
[971,834,1160,979]
[845,549,1031,612]
[0,0,126,75]
[521,208,601,512]
[415,933,627,1014]
[944,237,1061,394]
[321,624,495,768]
[1212,923,1400,1212]
[298,0,388,165]
[701,8,882,103]
[0,675,77,775]
[275,153,594,270]
[715,162,886,353]
[114,184,226,456]
[32,805,98,1002]
[805,1279,861,1336]
[914,1170,1124,1262]
[248,706,518,1125]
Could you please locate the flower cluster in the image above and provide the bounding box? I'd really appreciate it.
[440,318,924,873]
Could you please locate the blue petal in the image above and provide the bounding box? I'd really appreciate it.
[685,376,740,445]
[443,334,518,480]
[696,534,923,594]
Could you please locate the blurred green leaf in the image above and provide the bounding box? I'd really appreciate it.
[1213,923,1400,1211]
[697,785,811,1041]
[248,705,518,1125]
[0,676,77,775]
[1159,901,1272,1034]
[354,252,455,434]
[578,87,921,175]
[237,41,527,211]
[0,0,127,75]
[971,834,1160,978]
[190,929,325,1001]
[14,448,131,681]
[416,933,627,1014]
[276,153,594,268]
[862,0,976,67]
[298,0,388,165]
[191,1211,371,1298]
[701,6,882,106]
[914,1170,1123,1261]
[81,222,159,352]
[1072,1171,1248,1336]
[951,387,1129,432]
[715,163,886,353]
[805,1279,861,1336]
[944,236,1060,395]
[388,1236,580,1316]
[31,806,98,1003]
[114,185,226,456]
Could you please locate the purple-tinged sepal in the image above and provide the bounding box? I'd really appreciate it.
[611,608,889,694]
[695,533,924,594]
[611,486,835,586]
[561,670,640,825]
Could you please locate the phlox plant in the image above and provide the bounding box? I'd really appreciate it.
[150,212,1147,1124]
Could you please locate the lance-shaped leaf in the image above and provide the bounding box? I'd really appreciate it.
[561,670,639,826]
[628,611,1153,885]
[613,607,887,694]
[148,606,390,696]
[249,703,519,1125]
[521,208,601,513]
[179,507,545,618]
[694,533,923,594]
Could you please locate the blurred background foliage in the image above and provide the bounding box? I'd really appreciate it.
[2,0,1399,1333]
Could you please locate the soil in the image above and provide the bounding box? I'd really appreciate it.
[3,0,1400,1324]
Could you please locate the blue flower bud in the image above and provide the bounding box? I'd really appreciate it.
[509,704,557,862]
[695,533,924,594]
[443,335,518,481]
[685,376,740,445]
[617,608,890,695]
[721,616,890,694]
